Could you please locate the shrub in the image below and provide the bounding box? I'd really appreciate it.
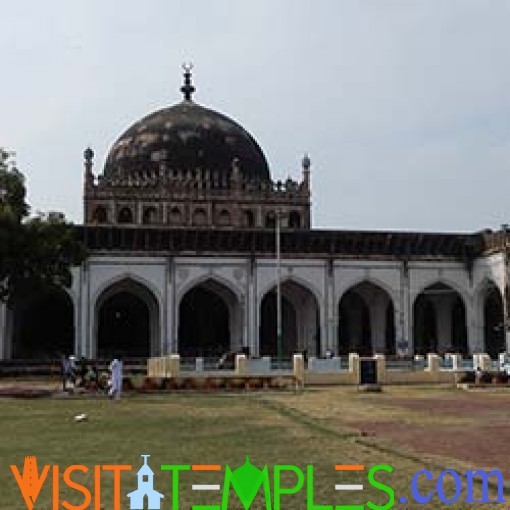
[141,377,161,391]
[458,372,475,383]
[492,373,508,384]
[478,372,493,384]
[122,378,134,391]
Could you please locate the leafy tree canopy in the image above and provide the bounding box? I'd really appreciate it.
[0,149,87,305]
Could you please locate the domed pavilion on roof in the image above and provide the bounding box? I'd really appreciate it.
[83,65,311,230]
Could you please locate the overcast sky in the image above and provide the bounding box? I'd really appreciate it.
[2,1,510,232]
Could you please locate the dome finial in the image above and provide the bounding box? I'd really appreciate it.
[180,62,195,101]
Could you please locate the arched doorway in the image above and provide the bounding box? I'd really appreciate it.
[413,282,467,354]
[96,279,160,358]
[413,297,437,354]
[178,279,241,357]
[338,281,395,356]
[11,285,74,359]
[259,280,320,357]
[483,284,505,358]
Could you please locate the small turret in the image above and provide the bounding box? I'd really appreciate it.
[301,153,311,190]
[84,147,95,189]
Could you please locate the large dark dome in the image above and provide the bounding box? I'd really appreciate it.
[104,99,270,181]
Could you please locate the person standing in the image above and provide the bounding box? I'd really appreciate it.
[61,355,76,391]
[108,357,123,400]
[78,356,88,387]
[61,354,70,391]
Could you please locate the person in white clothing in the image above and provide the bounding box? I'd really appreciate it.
[108,358,123,399]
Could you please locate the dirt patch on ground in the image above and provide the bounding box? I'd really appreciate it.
[372,393,509,416]
[349,420,510,476]
[348,391,510,476]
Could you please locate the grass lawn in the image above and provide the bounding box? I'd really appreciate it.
[0,387,507,509]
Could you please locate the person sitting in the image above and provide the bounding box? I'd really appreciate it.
[83,363,99,390]
[78,357,88,387]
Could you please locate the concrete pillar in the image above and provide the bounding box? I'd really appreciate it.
[449,353,462,371]
[374,354,386,383]
[349,353,360,382]
[425,353,440,372]
[165,354,180,377]
[147,358,155,377]
[293,353,305,388]
[195,357,204,372]
[235,354,247,375]
[478,354,491,371]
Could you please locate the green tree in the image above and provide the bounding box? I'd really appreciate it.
[0,149,29,220]
[0,149,87,305]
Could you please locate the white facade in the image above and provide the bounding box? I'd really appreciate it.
[1,251,506,359]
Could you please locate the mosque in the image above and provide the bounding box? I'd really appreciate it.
[0,66,507,360]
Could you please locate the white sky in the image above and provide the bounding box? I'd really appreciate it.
[1,1,510,232]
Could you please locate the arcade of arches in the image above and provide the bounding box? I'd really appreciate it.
[4,278,508,359]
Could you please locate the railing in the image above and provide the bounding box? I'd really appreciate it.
[270,357,293,371]
[0,358,147,377]
[307,357,346,373]
[385,358,414,371]
[180,357,226,372]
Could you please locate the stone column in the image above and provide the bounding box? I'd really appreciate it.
[171,260,179,353]
[164,258,174,354]
[466,299,483,354]
[72,292,81,357]
[242,263,250,353]
[248,261,259,356]
[82,262,93,358]
[326,260,335,357]
[403,262,413,354]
